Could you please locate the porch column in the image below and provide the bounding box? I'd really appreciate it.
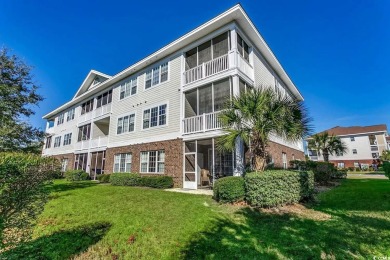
[234,137,244,176]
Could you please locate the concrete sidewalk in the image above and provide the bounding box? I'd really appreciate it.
[347,174,387,179]
[165,188,213,196]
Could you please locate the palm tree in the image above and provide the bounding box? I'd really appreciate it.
[307,132,347,162]
[216,87,311,172]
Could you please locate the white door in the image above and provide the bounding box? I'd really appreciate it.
[184,141,197,189]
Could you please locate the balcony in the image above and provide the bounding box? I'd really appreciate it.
[74,136,108,151]
[183,111,222,134]
[78,111,93,125]
[93,103,112,120]
[183,50,254,85]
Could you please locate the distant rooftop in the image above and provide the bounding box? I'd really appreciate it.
[315,124,388,137]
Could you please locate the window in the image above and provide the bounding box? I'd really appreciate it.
[74,153,88,171]
[145,62,168,89]
[140,150,165,173]
[282,152,287,169]
[61,158,68,172]
[372,153,379,158]
[369,134,377,145]
[78,124,91,141]
[352,149,357,154]
[57,113,64,125]
[237,33,249,62]
[45,136,52,149]
[97,90,112,108]
[120,78,137,99]
[117,113,135,134]
[337,162,345,169]
[54,136,61,148]
[239,79,252,94]
[81,99,94,115]
[371,146,378,151]
[143,104,167,129]
[113,153,132,172]
[350,136,355,141]
[185,32,230,71]
[67,108,75,121]
[63,133,72,146]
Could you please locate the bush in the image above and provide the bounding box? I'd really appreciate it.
[347,167,354,171]
[64,170,89,181]
[312,162,335,184]
[0,152,60,248]
[110,173,174,189]
[97,174,110,183]
[245,170,314,207]
[110,173,141,186]
[332,169,347,179]
[139,176,174,189]
[383,161,390,180]
[213,176,245,203]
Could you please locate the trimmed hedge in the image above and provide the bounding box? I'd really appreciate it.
[312,162,335,184]
[245,170,314,207]
[64,170,89,181]
[213,176,245,203]
[383,161,390,180]
[97,174,110,183]
[109,173,174,189]
[332,169,347,179]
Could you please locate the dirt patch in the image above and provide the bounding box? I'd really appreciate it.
[315,181,341,193]
[260,203,331,221]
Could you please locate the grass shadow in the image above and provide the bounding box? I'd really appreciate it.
[1,222,111,259]
[181,206,390,259]
[46,181,98,194]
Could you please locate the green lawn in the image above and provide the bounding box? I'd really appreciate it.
[2,179,390,259]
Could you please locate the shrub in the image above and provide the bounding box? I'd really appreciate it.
[213,176,245,203]
[109,173,174,188]
[110,173,141,186]
[312,162,335,184]
[139,176,174,189]
[245,170,314,207]
[383,161,390,180]
[64,170,89,181]
[97,174,110,183]
[332,169,347,179]
[347,167,354,172]
[0,152,60,248]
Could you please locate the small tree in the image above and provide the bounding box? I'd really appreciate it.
[380,150,390,161]
[217,87,311,172]
[308,132,347,162]
[0,153,60,249]
[0,48,44,153]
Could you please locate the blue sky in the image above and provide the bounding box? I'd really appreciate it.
[1,0,389,133]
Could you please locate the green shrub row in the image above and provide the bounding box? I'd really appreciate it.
[290,160,347,183]
[383,161,390,180]
[97,174,110,183]
[64,170,90,181]
[245,170,314,207]
[213,176,245,203]
[110,173,174,189]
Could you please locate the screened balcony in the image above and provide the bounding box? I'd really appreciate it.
[183,78,231,134]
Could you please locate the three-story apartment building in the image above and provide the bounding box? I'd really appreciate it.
[307,125,389,168]
[42,5,304,189]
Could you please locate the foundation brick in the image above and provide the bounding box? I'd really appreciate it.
[50,153,75,172]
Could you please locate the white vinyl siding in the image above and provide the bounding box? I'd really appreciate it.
[113,153,132,172]
[143,104,167,129]
[140,150,165,173]
[145,62,168,89]
[63,133,72,146]
[120,78,137,99]
[117,113,135,134]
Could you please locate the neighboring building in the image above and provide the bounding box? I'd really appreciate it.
[387,136,390,150]
[42,4,304,189]
[307,125,389,168]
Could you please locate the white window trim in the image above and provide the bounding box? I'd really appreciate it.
[141,102,169,131]
[54,136,62,148]
[116,112,136,135]
[143,61,170,91]
[139,150,165,174]
[66,108,75,122]
[57,113,65,125]
[119,77,138,101]
[113,153,132,173]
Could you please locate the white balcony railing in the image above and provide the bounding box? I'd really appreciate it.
[75,136,108,151]
[184,54,229,84]
[93,103,112,119]
[183,50,254,85]
[78,111,93,125]
[183,111,222,134]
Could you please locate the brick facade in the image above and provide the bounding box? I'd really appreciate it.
[105,138,183,187]
[267,141,305,168]
[329,159,374,168]
[51,153,75,172]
